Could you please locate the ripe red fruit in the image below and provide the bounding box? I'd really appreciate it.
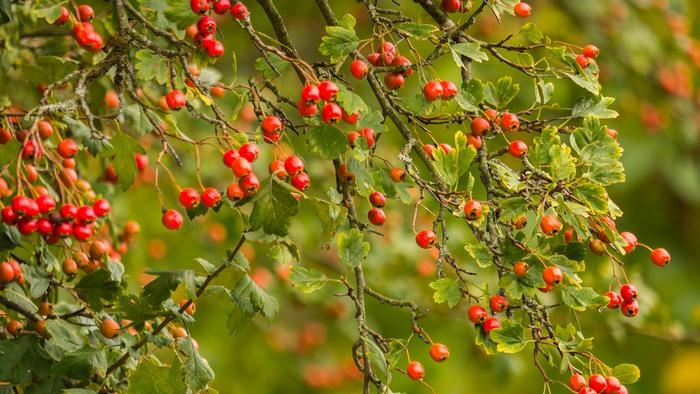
[390,168,406,182]
[367,52,382,66]
[381,42,397,65]
[603,376,621,393]
[36,194,55,214]
[415,230,436,249]
[514,2,532,18]
[362,127,376,147]
[589,239,607,255]
[262,115,283,134]
[197,15,217,35]
[105,90,120,109]
[619,284,638,301]
[321,103,342,124]
[500,112,520,131]
[77,206,97,223]
[467,134,482,150]
[240,173,261,196]
[406,361,425,380]
[583,44,600,59]
[1,207,17,225]
[55,6,69,25]
[301,84,320,104]
[442,0,462,13]
[440,80,458,100]
[569,374,587,391]
[60,204,78,220]
[618,385,629,394]
[204,39,225,58]
[78,4,94,21]
[0,128,11,144]
[579,388,597,394]
[338,164,354,182]
[513,261,529,277]
[392,55,414,76]
[318,81,340,102]
[650,247,671,266]
[162,209,183,230]
[38,120,53,139]
[423,80,444,102]
[489,295,509,313]
[342,110,359,124]
[238,143,259,162]
[369,192,386,208]
[621,299,639,317]
[12,195,33,216]
[165,90,186,110]
[191,0,209,14]
[470,117,491,136]
[350,60,369,79]
[482,317,501,334]
[291,172,311,191]
[22,140,40,160]
[367,207,386,226]
[37,218,53,235]
[463,200,482,220]
[429,343,450,362]
[540,215,562,236]
[542,266,563,286]
[231,157,252,177]
[509,140,528,157]
[297,99,318,117]
[57,139,79,158]
[6,320,23,336]
[93,199,111,217]
[0,262,15,284]
[268,160,287,179]
[468,305,488,324]
[17,218,37,235]
[606,128,618,139]
[101,319,120,338]
[231,2,249,20]
[384,73,405,90]
[202,188,221,207]
[576,54,590,69]
[284,156,305,175]
[213,0,232,14]
[620,231,638,253]
[179,188,201,209]
[606,291,622,309]
[72,223,94,240]
[223,149,239,168]
[226,182,245,201]
[588,374,607,393]
[423,144,436,160]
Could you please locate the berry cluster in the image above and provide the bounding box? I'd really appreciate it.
[53,5,104,52]
[569,373,628,394]
[186,1,249,58]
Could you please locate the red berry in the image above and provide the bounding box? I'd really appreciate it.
[621,299,639,317]
[442,0,462,13]
[231,157,252,178]
[17,218,37,235]
[367,207,386,226]
[583,44,600,59]
[350,60,369,79]
[0,262,15,283]
[1,207,17,225]
[367,52,382,67]
[467,134,482,150]
[392,55,414,76]
[619,284,638,301]
[262,115,283,134]
[238,142,259,162]
[190,0,209,14]
[201,188,221,207]
[381,42,397,65]
[423,144,436,160]
[470,117,491,136]
[650,247,671,266]
[179,188,201,209]
[342,110,359,124]
[482,317,501,334]
[576,54,590,69]
[406,361,425,381]
[489,295,509,313]
[78,4,94,21]
[338,163,354,182]
[297,99,318,117]
[589,374,607,393]
[441,80,457,100]
[55,6,69,25]
[606,128,618,139]
[100,318,120,339]
[463,200,482,220]
[362,128,376,147]
[618,386,628,394]
[542,266,563,286]
[291,172,311,191]
[60,204,78,220]
[415,230,436,249]
[72,223,94,241]
[37,218,52,235]
[0,128,11,144]
[301,84,320,104]
[389,167,405,182]
[223,149,239,168]
[603,377,621,394]
[204,39,225,57]
[508,140,528,157]
[579,388,597,394]
[500,112,520,131]
[569,374,587,391]
[213,0,232,14]
[284,156,305,175]
[268,160,288,179]
[165,90,186,110]
[423,80,444,102]
[468,305,488,324]
[620,231,638,253]
[57,139,79,158]
[77,206,97,223]
[318,81,339,102]
[514,261,529,277]
[540,215,562,236]
[589,239,607,255]
[606,291,622,309]
[135,153,148,172]
[197,15,217,35]
[429,343,450,362]
[369,192,386,208]
[231,2,249,20]
[162,209,183,230]
[226,183,245,201]
[36,194,55,214]
[514,2,531,18]
[321,103,342,124]
[93,199,111,217]
[12,195,33,216]
[384,73,405,90]
[38,120,54,139]
[240,173,260,196]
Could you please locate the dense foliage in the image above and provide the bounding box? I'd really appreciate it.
[0,0,694,393]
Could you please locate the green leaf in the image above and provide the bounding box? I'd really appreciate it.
[611,363,641,384]
[491,320,529,353]
[249,178,300,236]
[313,197,347,243]
[572,96,619,119]
[0,336,52,384]
[428,278,460,308]
[110,132,145,191]
[465,242,493,268]
[396,22,438,39]
[356,111,386,134]
[549,143,577,181]
[336,86,368,115]
[51,348,107,380]
[163,0,199,28]
[489,160,525,192]
[451,43,489,64]
[195,258,217,274]
[364,338,388,379]
[517,23,544,43]
[127,357,186,394]
[181,337,214,391]
[45,320,84,354]
[456,79,485,112]
[231,273,279,321]
[289,266,329,294]
[63,116,110,155]
[0,0,11,25]
[34,5,61,23]
[432,131,477,188]
[574,182,608,213]
[561,286,608,312]
[498,197,529,223]
[74,270,122,311]
[134,50,170,85]
[254,53,289,79]
[0,223,21,252]
[336,228,370,269]
[141,270,194,309]
[307,124,347,159]
[124,105,155,135]
[563,70,601,95]
[484,76,520,109]
[22,265,50,299]
[23,56,78,85]
[319,21,360,63]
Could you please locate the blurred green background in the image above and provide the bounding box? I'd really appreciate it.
[109,1,700,393]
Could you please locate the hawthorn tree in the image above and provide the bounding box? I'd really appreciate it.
[0,0,677,393]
